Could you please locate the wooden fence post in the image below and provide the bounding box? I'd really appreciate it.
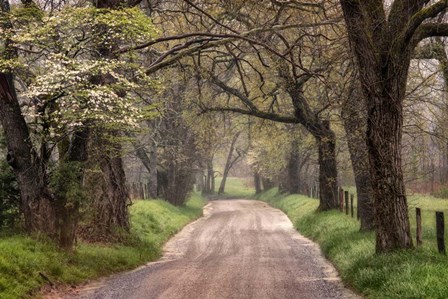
[416,208,422,246]
[436,211,446,254]
[350,194,354,218]
[345,190,349,215]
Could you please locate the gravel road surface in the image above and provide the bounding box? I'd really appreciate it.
[65,200,359,299]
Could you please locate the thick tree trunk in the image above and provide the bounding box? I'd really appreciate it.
[96,147,130,231]
[286,138,300,194]
[367,93,413,251]
[87,133,130,234]
[316,121,338,211]
[339,0,415,252]
[218,132,240,194]
[54,128,90,249]
[0,73,57,236]
[342,85,375,231]
[164,161,194,206]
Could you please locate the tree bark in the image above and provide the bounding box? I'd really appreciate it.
[84,0,132,234]
[342,84,375,231]
[89,137,130,232]
[340,0,415,251]
[316,121,338,211]
[56,128,90,249]
[0,74,57,236]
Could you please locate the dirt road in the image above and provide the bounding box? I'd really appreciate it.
[67,200,358,299]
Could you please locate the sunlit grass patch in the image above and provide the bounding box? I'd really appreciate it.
[213,177,255,198]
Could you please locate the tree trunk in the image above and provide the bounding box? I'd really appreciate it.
[367,92,412,252]
[164,160,194,206]
[87,133,130,234]
[55,128,90,249]
[96,147,130,231]
[261,177,275,191]
[316,121,338,211]
[286,138,300,194]
[254,172,262,194]
[0,73,57,236]
[339,1,415,252]
[148,137,158,198]
[218,132,240,194]
[202,158,215,195]
[342,84,375,231]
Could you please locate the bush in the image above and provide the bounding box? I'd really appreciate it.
[0,160,20,228]
[433,186,448,199]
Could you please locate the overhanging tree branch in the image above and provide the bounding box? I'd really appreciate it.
[200,106,299,124]
[404,0,448,43]
[142,21,341,75]
[414,23,448,42]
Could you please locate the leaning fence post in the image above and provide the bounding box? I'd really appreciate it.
[416,208,422,246]
[436,211,446,254]
[345,190,349,215]
[350,194,354,218]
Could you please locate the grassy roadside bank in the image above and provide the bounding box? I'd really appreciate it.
[257,188,448,298]
[0,193,205,299]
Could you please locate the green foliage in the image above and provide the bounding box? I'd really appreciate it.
[0,193,205,298]
[49,162,87,205]
[0,160,19,229]
[1,4,159,140]
[6,6,157,52]
[0,135,20,229]
[257,189,448,298]
[432,186,448,199]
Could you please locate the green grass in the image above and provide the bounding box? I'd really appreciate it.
[213,177,255,199]
[0,193,205,299]
[257,188,448,299]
